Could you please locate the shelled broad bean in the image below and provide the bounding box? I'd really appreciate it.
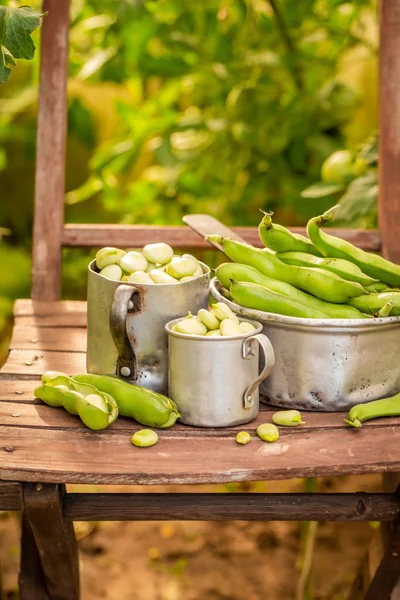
[94,243,207,284]
[172,303,257,337]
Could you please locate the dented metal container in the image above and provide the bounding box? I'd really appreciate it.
[166,317,275,427]
[210,278,400,411]
[87,259,210,395]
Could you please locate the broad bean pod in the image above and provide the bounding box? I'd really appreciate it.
[344,392,400,428]
[277,252,377,286]
[349,292,400,316]
[229,281,331,319]
[307,206,400,287]
[215,263,366,319]
[71,373,180,428]
[35,375,118,430]
[258,212,322,256]
[207,235,366,304]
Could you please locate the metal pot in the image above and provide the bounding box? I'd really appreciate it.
[165,317,275,427]
[86,259,210,394]
[210,278,400,411]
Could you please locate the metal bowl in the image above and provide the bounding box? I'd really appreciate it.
[210,277,400,411]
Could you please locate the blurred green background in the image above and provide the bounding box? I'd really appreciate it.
[0,0,378,361]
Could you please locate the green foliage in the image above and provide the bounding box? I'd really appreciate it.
[301,135,378,227]
[0,0,378,361]
[0,5,44,83]
[63,0,377,226]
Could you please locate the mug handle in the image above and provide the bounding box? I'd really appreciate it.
[109,284,142,380]
[242,333,275,409]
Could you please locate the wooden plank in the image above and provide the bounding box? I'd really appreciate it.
[0,350,86,378]
[0,380,41,403]
[63,492,400,522]
[23,484,79,600]
[379,0,400,264]
[19,515,49,600]
[2,424,400,485]
[13,300,86,317]
[63,224,381,252]
[0,481,22,511]
[13,300,87,327]
[2,401,400,434]
[10,326,87,352]
[31,0,70,301]
[15,314,87,328]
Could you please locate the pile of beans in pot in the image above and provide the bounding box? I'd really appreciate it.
[94,243,205,284]
[172,302,256,337]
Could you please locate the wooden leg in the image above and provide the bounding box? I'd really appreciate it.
[23,483,80,600]
[348,481,400,600]
[19,514,49,600]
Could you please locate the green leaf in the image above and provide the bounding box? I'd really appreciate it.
[0,6,45,84]
[333,171,378,225]
[300,181,344,199]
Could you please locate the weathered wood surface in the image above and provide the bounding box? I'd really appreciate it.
[0,380,40,402]
[23,484,79,600]
[63,223,382,251]
[19,515,49,600]
[2,400,400,434]
[0,481,22,510]
[31,0,70,301]
[63,492,400,522]
[13,300,87,328]
[2,423,400,485]
[10,326,86,352]
[379,0,400,265]
[14,300,87,317]
[1,299,400,486]
[0,350,86,377]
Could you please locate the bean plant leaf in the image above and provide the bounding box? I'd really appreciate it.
[300,181,344,198]
[332,171,378,224]
[0,6,45,84]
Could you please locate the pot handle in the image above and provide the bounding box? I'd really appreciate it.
[242,333,275,409]
[110,284,142,380]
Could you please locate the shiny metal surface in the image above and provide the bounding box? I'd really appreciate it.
[210,277,400,411]
[166,318,275,427]
[87,259,210,394]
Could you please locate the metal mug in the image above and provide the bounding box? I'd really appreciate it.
[165,318,275,427]
[87,259,210,394]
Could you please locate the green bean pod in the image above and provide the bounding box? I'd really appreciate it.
[207,235,366,304]
[72,373,180,428]
[365,282,389,293]
[307,206,400,287]
[344,392,400,428]
[229,281,331,319]
[378,301,393,317]
[215,263,366,319]
[349,292,400,316]
[35,376,118,430]
[277,252,377,286]
[258,212,322,256]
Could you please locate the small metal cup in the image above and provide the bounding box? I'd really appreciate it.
[165,318,275,427]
